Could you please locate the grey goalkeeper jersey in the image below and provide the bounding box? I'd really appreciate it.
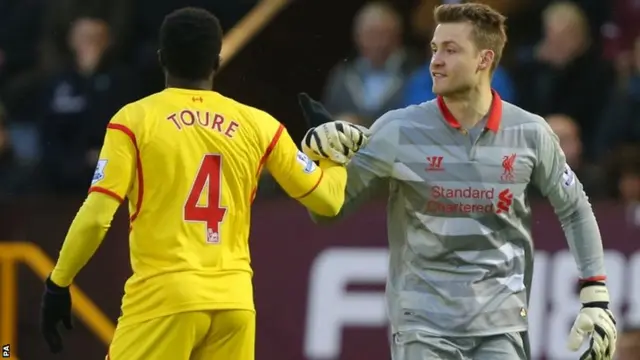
[311,95,606,337]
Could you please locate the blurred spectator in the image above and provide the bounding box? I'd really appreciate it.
[39,16,139,194]
[618,166,640,226]
[322,2,421,127]
[595,35,640,160]
[546,114,605,198]
[602,0,640,70]
[40,0,132,72]
[605,144,640,225]
[619,167,640,202]
[514,1,614,160]
[563,0,613,50]
[619,166,640,227]
[617,326,640,360]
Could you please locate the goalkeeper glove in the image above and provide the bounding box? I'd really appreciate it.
[301,121,368,165]
[567,280,617,360]
[41,275,73,353]
[297,93,369,165]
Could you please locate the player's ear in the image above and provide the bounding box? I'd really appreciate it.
[212,56,221,72]
[478,50,494,71]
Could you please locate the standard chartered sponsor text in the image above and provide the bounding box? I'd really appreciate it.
[428,186,495,213]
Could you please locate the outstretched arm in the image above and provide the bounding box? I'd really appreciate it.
[265,123,348,217]
[311,113,399,224]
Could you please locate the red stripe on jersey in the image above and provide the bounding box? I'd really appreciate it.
[295,168,324,199]
[88,186,124,203]
[251,124,285,201]
[106,123,144,223]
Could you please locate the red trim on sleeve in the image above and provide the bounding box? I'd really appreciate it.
[89,186,124,203]
[580,276,607,282]
[105,123,144,223]
[251,123,285,201]
[295,168,324,199]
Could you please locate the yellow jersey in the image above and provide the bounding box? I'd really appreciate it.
[80,87,346,326]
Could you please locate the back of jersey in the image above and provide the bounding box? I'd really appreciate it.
[133,88,271,271]
[93,88,281,326]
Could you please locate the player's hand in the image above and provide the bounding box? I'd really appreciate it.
[41,275,73,353]
[297,93,369,165]
[301,121,369,165]
[566,281,617,360]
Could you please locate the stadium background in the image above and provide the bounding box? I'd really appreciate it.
[0,0,639,359]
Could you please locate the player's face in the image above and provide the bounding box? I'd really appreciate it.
[429,22,484,97]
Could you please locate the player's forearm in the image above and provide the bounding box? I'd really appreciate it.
[50,192,120,286]
[297,160,346,217]
[308,189,356,225]
[557,197,606,279]
[310,167,387,224]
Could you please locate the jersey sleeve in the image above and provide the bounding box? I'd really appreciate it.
[88,106,137,202]
[50,192,121,286]
[254,110,346,216]
[265,125,323,197]
[310,111,399,223]
[531,120,606,280]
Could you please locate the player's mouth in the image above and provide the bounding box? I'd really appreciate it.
[432,72,446,79]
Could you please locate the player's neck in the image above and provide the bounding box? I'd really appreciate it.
[165,76,213,91]
[442,85,493,129]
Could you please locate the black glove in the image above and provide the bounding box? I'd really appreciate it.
[41,275,73,353]
[297,93,333,127]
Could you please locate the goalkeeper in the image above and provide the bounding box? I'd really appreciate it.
[298,5,616,360]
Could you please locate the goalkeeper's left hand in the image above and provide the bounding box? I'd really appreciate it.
[567,280,617,360]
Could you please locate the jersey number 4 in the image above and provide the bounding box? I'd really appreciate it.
[184,154,227,244]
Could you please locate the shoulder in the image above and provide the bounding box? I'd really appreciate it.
[370,108,405,134]
[500,101,550,132]
[214,93,283,140]
[213,92,267,118]
[375,99,436,123]
[369,100,440,136]
[122,91,166,115]
[499,102,557,153]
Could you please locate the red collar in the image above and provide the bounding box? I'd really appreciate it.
[436,89,503,132]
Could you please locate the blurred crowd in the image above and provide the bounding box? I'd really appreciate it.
[0,0,639,217]
[0,0,256,198]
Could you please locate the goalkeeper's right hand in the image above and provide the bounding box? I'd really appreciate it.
[301,121,369,165]
[297,93,369,165]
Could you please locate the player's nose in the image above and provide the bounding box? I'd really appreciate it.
[430,55,444,68]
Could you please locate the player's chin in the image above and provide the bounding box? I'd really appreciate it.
[432,83,454,97]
